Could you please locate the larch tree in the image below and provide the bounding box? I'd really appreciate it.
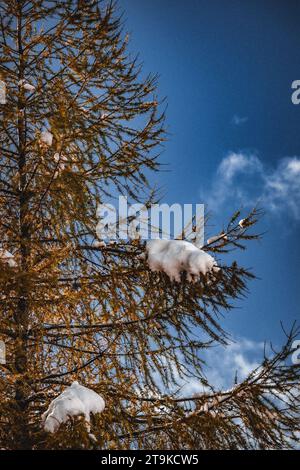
[0,0,299,450]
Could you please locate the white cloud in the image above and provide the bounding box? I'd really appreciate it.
[218,152,262,181]
[161,338,264,396]
[263,157,300,220]
[231,115,248,126]
[203,152,300,220]
[200,338,263,392]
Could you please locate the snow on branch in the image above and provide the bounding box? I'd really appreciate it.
[0,248,17,268]
[42,381,105,433]
[18,79,36,92]
[146,239,218,282]
[40,130,53,147]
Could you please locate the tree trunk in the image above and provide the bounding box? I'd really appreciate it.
[13,3,31,449]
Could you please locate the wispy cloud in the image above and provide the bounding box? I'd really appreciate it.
[201,338,263,392]
[231,114,248,126]
[202,152,300,220]
[161,338,264,396]
[263,157,300,219]
[218,152,262,180]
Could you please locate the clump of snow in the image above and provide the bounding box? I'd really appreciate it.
[42,381,105,433]
[94,240,106,248]
[0,249,17,268]
[53,152,68,172]
[238,219,246,228]
[207,233,228,245]
[18,79,35,92]
[53,152,79,176]
[146,239,218,283]
[89,433,98,443]
[40,130,53,146]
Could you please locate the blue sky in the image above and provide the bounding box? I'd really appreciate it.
[122,0,300,354]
